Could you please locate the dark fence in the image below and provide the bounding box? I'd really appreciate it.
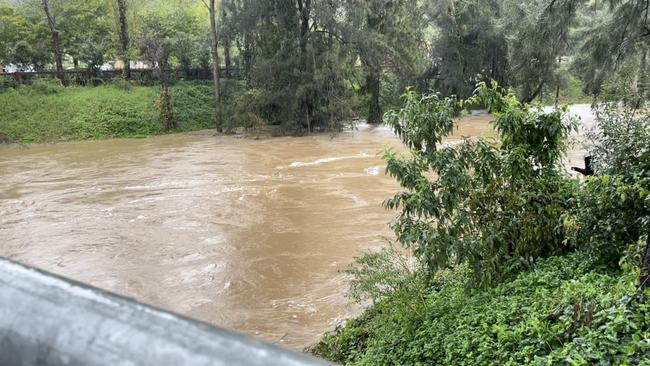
[0,257,331,366]
[0,67,241,86]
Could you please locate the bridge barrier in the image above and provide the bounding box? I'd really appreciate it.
[0,258,332,366]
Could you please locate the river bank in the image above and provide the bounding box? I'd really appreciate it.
[0,80,594,145]
[310,89,650,365]
[0,103,598,352]
[0,81,231,144]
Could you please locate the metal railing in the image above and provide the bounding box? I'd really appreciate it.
[0,258,332,366]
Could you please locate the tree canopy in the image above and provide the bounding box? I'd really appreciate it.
[1,0,650,130]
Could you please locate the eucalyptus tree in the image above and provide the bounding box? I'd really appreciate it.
[208,0,222,129]
[573,0,650,100]
[116,0,130,78]
[40,0,63,80]
[341,0,427,124]
[425,0,508,98]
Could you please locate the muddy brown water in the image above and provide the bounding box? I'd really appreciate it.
[0,106,593,350]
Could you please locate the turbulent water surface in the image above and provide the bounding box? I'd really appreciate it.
[0,106,593,350]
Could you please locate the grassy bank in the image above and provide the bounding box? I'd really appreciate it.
[0,80,227,143]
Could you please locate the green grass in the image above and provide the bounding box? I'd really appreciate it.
[0,82,220,143]
[313,254,650,365]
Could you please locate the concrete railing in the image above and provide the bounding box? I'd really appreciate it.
[0,258,332,366]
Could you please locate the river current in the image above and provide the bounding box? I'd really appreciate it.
[0,106,593,349]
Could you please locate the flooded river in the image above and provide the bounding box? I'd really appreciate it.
[0,106,593,350]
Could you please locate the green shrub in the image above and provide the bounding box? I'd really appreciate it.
[383,82,578,286]
[172,82,214,130]
[23,77,64,94]
[156,86,175,130]
[315,255,650,365]
[227,88,270,131]
[345,244,421,305]
[315,82,650,365]
[567,103,650,268]
[0,76,17,93]
[109,77,133,91]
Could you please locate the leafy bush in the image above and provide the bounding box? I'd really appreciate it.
[315,82,650,365]
[568,175,650,268]
[567,103,650,268]
[587,103,650,179]
[23,77,64,94]
[345,244,421,305]
[172,82,214,130]
[156,86,175,130]
[109,77,133,91]
[315,255,650,365]
[383,82,577,286]
[0,76,17,93]
[227,88,272,129]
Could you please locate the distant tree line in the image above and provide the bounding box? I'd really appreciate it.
[1,0,649,132]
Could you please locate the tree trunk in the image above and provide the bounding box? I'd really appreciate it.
[41,0,64,85]
[209,0,222,131]
[640,225,650,289]
[221,5,231,76]
[117,0,130,79]
[297,0,312,132]
[367,71,382,124]
[224,39,231,75]
[520,81,544,104]
[298,0,310,52]
[554,56,562,107]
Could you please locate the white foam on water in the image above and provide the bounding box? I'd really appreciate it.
[283,152,370,168]
[364,166,381,176]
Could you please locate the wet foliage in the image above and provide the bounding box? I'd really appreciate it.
[383,82,577,286]
[314,81,650,364]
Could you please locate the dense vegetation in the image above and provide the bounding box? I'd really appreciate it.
[0,79,244,143]
[1,0,648,137]
[0,0,649,364]
[312,80,650,364]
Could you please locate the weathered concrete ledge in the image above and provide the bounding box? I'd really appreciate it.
[0,258,332,366]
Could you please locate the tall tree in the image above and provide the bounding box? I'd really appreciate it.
[0,5,50,70]
[59,0,112,74]
[505,0,580,103]
[40,0,63,82]
[343,0,426,124]
[573,0,650,97]
[116,0,130,78]
[208,0,222,130]
[220,1,232,72]
[425,0,509,98]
